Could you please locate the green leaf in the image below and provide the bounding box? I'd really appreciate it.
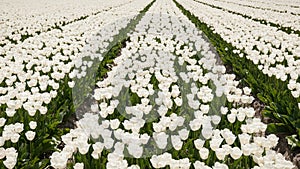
[262,109,278,121]
[38,159,50,169]
[266,123,292,135]
[257,93,268,103]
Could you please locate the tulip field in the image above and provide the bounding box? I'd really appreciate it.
[0,0,299,168]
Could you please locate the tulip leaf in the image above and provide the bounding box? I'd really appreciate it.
[266,123,292,135]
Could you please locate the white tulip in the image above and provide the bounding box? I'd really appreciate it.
[74,163,84,169]
[110,119,120,130]
[29,121,37,130]
[213,162,228,169]
[0,147,5,159]
[238,133,251,145]
[153,132,168,149]
[227,114,236,123]
[189,119,201,131]
[0,118,6,127]
[194,139,205,150]
[210,137,224,151]
[127,143,143,158]
[202,127,213,139]
[199,147,209,160]
[178,128,189,140]
[230,147,242,160]
[171,135,183,150]
[25,131,36,141]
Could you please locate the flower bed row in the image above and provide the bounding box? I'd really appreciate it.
[217,0,300,15]
[175,0,300,95]
[49,0,295,168]
[0,0,132,46]
[193,0,300,35]
[174,0,300,163]
[0,0,153,168]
